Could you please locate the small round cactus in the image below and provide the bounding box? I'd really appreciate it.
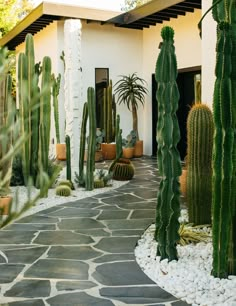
[58,180,73,188]
[94,179,105,189]
[55,185,71,197]
[112,158,134,181]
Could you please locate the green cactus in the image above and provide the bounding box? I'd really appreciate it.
[58,180,73,188]
[103,80,116,143]
[18,33,54,190]
[0,73,13,195]
[78,102,88,186]
[112,158,134,181]
[154,26,182,261]
[39,56,52,177]
[116,114,122,159]
[52,73,61,144]
[65,135,71,181]
[94,179,105,188]
[55,185,71,197]
[86,87,96,191]
[186,104,214,225]
[211,21,235,278]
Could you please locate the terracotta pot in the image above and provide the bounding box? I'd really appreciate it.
[101,143,116,160]
[84,150,103,162]
[180,168,187,199]
[134,140,143,157]
[0,196,12,215]
[122,147,134,159]
[56,143,66,161]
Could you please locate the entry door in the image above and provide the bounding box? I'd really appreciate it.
[152,68,201,160]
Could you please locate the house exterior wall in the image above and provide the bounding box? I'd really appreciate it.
[201,0,217,108]
[142,10,202,155]
[81,21,143,143]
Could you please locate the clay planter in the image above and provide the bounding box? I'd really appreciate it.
[101,143,116,160]
[56,143,66,161]
[134,140,143,157]
[84,150,103,162]
[0,196,12,215]
[180,168,187,199]
[122,147,134,159]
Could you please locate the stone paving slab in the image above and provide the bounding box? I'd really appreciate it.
[0,157,189,305]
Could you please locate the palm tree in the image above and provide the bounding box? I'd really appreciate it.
[114,73,148,140]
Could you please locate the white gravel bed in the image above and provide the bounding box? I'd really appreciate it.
[135,212,236,306]
[8,167,128,219]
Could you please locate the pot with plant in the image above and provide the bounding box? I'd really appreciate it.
[114,73,148,157]
[101,80,116,160]
[52,73,66,160]
[122,130,137,159]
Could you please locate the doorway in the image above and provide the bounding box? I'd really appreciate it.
[152,66,201,160]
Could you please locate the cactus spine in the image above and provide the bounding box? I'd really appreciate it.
[86,87,96,191]
[155,26,182,261]
[103,80,116,143]
[52,73,61,144]
[186,104,214,225]
[65,135,71,181]
[78,102,88,186]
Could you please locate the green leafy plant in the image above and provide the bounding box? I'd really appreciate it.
[122,130,137,148]
[114,73,148,140]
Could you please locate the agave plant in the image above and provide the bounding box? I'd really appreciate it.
[114,73,148,140]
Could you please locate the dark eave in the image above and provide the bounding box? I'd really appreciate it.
[0,1,120,50]
[107,0,201,30]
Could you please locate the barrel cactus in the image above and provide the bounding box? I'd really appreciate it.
[112,158,134,181]
[55,185,71,197]
[155,26,182,261]
[186,103,214,225]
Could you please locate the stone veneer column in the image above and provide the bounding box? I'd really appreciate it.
[64,19,83,169]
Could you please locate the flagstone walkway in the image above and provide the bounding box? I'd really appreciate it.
[0,157,189,306]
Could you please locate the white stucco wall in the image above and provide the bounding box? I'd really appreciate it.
[201,0,217,108]
[81,21,143,142]
[142,10,202,155]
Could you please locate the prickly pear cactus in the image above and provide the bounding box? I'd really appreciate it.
[155,26,182,261]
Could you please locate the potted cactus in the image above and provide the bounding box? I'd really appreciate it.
[122,130,137,159]
[52,73,66,160]
[114,73,148,157]
[101,80,116,160]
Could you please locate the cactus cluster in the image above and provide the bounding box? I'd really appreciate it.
[186,104,214,225]
[103,80,116,143]
[18,33,52,189]
[0,69,13,195]
[155,26,182,261]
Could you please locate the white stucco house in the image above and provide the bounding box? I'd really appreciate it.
[0,0,217,167]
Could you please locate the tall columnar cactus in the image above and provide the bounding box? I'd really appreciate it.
[86,87,96,191]
[65,135,71,181]
[186,104,214,225]
[39,56,52,176]
[78,102,88,186]
[211,21,235,278]
[52,73,61,144]
[103,80,116,143]
[0,73,13,194]
[116,114,122,159]
[155,26,182,261]
[18,33,54,189]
